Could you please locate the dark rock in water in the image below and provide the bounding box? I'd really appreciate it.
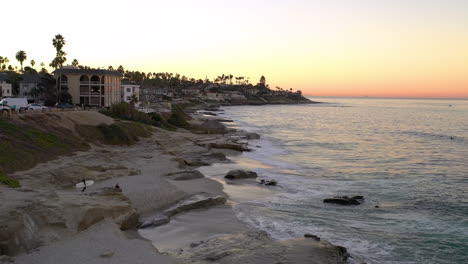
[259,178,277,186]
[201,111,218,116]
[304,233,321,241]
[207,142,250,152]
[225,170,258,179]
[216,119,234,123]
[245,132,261,140]
[323,196,362,205]
[375,205,380,208]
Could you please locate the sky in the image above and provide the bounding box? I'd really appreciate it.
[1,0,467,98]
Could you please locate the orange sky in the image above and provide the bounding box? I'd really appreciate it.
[2,0,468,98]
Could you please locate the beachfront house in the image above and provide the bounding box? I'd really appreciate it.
[0,73,12,98]
[121,84,140,105]
[19,74,45,100]
[54,66,121,106]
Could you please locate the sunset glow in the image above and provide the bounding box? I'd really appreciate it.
[2,0,467,98]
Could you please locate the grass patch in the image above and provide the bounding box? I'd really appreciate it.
[0,119,75,172]
[0,168,21,188]
[25,129,68,149]
[77,121,152,146]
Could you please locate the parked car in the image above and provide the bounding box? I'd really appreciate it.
[0,98,28,112]
[0,104,10,115]
[27,103,49,112]
[55,103,77,109]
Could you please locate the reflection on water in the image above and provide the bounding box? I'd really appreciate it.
[220,98,468,264]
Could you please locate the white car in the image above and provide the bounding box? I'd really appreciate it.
[27,103,49,112]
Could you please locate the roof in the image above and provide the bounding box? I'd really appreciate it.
[54,68,122,77]
[20,74,46,83]
[0,73,8,82]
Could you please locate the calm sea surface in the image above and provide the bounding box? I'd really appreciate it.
[217,98,468,264]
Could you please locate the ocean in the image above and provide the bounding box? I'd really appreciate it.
[206,98,468,264]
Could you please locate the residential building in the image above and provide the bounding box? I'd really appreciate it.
[0,73,12,98]
[121,84,140,104]
[54,66,121,106]
[19,74,45,100]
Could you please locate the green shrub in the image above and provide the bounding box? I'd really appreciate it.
[99,102,155,125]
[167,105,191,129]
[148,112,176,131]
[0,168,21,188]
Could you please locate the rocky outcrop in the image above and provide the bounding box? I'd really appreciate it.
[225,170,258,180]
[171,231,349,264]
[197,120,227,134]
[140,193,226,228]
[166,170,205,181]
[207,143,250,152]
[323,196,364,205]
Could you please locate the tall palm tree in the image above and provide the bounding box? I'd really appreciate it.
[52,34,66,52]
[30,60,35,68]
[16,50,27,73]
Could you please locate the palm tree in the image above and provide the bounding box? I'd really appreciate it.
[52,34,66,52]
[129,94,138,106]
[72,59,79,67]
[50,34,67,69]
[30,60,35,68]
[16,50,27,73]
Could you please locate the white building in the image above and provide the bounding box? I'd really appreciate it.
[121,84,140,104]
[0,73,12,98]
[19,74,44,100]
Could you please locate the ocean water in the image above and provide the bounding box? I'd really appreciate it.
[217,98,468,264]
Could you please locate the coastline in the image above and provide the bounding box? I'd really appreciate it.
[1,105,349,264]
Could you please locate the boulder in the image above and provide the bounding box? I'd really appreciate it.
[225,170,258,180]
[323,196,363,206]
[245,132,261,140]
[259,179,277,186]
[198,120,227,134]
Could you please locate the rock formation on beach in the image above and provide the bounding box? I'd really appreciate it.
[0,107,352,264]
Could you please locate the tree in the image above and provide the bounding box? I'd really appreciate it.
[24,66,37,74]
[71,59,79,67]
[260,75,266,85]
[15,50,27,73]
[30,60,35,68]
[117,65,124,75]
[50,34,67,69]
[108,65,114,70]
[129,94,139,106]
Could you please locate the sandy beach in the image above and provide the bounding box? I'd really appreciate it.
[0,109,349,264]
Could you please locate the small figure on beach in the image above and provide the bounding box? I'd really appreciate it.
[81,178,87,192]
[115,183,120,190]
[450,136,454,140]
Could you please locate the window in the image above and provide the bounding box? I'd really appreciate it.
[127,88,131,92]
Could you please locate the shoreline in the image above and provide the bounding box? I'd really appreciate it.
[1,105,351,264]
